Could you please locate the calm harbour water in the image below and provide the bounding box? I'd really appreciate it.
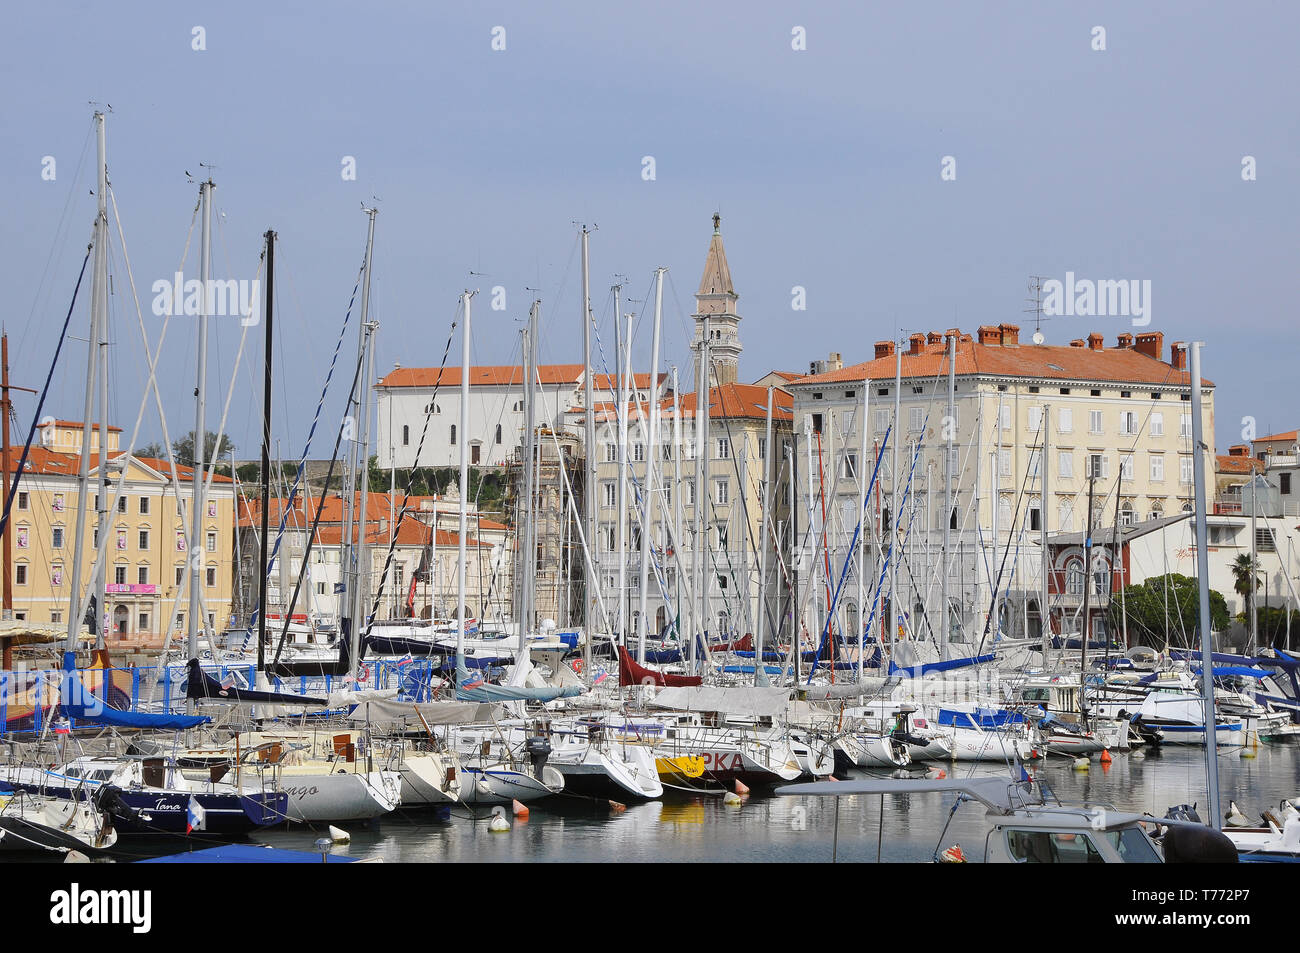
[229,744,1300,863]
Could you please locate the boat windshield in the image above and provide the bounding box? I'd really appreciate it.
[1103,826,1162,863]
[1005,829,1106,863]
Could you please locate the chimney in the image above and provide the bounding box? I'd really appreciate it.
[977,325,1001,346]
[909,333,926,355]
[1087,332,1104,351]
[874,340,895,360]
[1069,339,1086,348]
[828,351,843,370]
[1134,331,1164,361]
[1170,341,1187,371]
[1116,332,1133,348]
[1229,444,1249,457]
[927,331,943,345]
[999,323,1020,346]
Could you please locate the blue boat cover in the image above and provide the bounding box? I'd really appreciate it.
[140,845,358,864]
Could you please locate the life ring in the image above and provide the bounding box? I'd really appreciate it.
[572,659,584,675]
[358,663,370,683]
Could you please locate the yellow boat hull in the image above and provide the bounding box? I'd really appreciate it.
[656,755,705,780]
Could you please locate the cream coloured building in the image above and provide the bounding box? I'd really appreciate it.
[787,326,1215,646]
[5,420,235,645]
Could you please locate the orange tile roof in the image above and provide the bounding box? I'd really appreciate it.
[312,516,492,548]
[4,449,231,483]
[1256,431,1298,443]
[378,364,585,388]
[791,331,1207,389]
[47,420,123,432]
[1216,455,1265,475]
[579,383,794,425]
[589,372,668,391]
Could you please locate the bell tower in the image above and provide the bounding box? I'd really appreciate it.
[692,213,743,387]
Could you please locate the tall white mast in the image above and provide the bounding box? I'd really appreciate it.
[694,317,710,669]
[580,227,595,679]
[756,385,775,686]
[1041,405,1052,668]
[187,176,213,658]
[613,283,627,646]
[942,333,955,654]
[889,342,901,655]
[637,268,665,664]
[1189,341,1221,826]
[348,207,377,673]
[456,291,473,674]
[855,376,869,681]
[65,111,108,655]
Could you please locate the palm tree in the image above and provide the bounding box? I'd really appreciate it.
[1231,553,1260,631]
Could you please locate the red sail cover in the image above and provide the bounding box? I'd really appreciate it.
[618,646,703,687]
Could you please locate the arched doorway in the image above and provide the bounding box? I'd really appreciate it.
[113,604,129,638]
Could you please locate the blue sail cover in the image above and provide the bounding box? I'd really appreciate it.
[889,653,997,678]
[453,666,584,702]
[57,672,209,729]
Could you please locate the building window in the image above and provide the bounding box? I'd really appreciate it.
[176,566,185,586]
[139,529,150,550]
[495,424,502,445]
[1180,414,1192,438]
[1120,411,1138,436]
[717,438,730,460]
[449,424,457,445]
[1066,561,1084,595]
[1000,406,1011,431]
[1087,453,1108,479]
[685,479,696,506]
[425,402,441,415]
[1028,449,1042,477]
[1029,505,1041,531]
[811,414,823,434]
[758,437,767,459]
[51,611,62,624]
[118,496,128,513]
[842,453,858,480]
[52,527,64,549]
[17,491,28,510]
[602,482,616,508]
[1150,413,1164,437]
[317,582,326,595]
[1150,455,1164,482]
[139,496,150,514]
[875,410,889,434]
[1282,473,1292,495]
[1089,411,1104,434]
[138,566,149,585]
[403,425,410,446]
[998,449,1011,478]
[1120,453,1134,481]
[1180,456,1194,485]
[206,532,217,552]
[206,567,217,587]
[1059,500,1074,531]
[1121,501,1135,526]
[1057,408,1073,433]
[715,479,730,506]
[15,564,27,585]
[138,612,149,631]
[910,407,924,432]
[605,443,617,463]
[603,525,616,552]
[632,442,645,462]
[115,566,127,585]
[1028,407,1042,432]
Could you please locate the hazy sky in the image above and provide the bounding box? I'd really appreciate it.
[1,1,1295,460]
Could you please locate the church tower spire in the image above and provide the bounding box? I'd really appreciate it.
[693,213,743,387]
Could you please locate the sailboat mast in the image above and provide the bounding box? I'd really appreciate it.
[580,227,594,679]
[637,268,664,665]
[94,134,110,649]
[1079,469,1095,722]
[347,207,377,672]
[65,112,107,655]
[889,342,901,655]
[855,377,868,680]
[757,385,775,686]
[694,316,710,670]
[187,176,213,658]
[256,229,275,673]
[613,283,627,646]
[456,292,473,673]
[1041,405,1051,669]
[1189,341,1221,826]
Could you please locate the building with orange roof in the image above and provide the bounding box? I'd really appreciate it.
[784,326,1215,646]
[232,481,512,628]
[4,421,235,648]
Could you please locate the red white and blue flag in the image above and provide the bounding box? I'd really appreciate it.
[186,796,207,834]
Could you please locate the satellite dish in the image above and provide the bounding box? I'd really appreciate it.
[1032,331,1045,345]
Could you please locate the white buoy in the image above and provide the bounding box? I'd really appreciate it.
[1131,750,1146,761]
[489,806,510,832]
[476,779,493,796]
[723,792,743,807]
[1241,747,1257,759]
[63,850,90,864]
[328,825,350,844]
[1072,757,1089,771]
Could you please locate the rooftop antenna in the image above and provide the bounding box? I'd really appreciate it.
[1026,276,1049,345]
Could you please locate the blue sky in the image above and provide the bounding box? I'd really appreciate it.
[1,1,1295,458]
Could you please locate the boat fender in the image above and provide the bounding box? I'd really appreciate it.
[358,664,370,683]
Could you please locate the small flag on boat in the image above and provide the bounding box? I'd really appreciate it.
[462,673,485,690]
[221,673,237,691]
[1019,764,1031,783]
[396,654,415,668]
[333,583,346,594]
[592,666,609,685]
[186,796,207,834]
[53,718,70,735]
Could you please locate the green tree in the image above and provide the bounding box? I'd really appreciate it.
[1107,573,1230,649]
[173,430,235,467]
